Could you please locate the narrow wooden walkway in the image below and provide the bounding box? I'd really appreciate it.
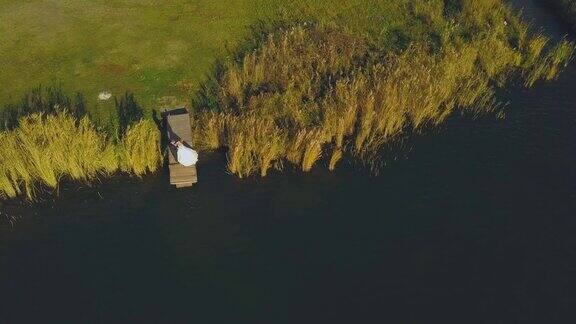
[163,108,198,188]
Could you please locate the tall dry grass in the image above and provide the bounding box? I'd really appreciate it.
[191,17,573,178]
[0,112,162,200]
[118,119,162,176]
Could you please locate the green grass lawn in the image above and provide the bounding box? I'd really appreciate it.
[0,0,411,121]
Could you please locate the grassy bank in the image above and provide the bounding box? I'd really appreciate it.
[5,0,564,119]
[546,0,576,30]
[191,1,574,177]
[1,0,574,199]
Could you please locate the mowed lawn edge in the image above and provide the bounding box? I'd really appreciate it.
[0,0,407,120]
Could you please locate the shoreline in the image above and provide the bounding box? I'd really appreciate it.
[1,0,574,202]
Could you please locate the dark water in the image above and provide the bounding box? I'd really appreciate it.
[1,2,576,323]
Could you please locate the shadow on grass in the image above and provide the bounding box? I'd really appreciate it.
[0,85,86,131]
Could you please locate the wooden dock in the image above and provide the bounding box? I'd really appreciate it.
[164,108,198,188]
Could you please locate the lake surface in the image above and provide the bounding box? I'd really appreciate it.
[1,1,575,323]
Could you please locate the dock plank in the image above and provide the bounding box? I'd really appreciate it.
[164,108,198,187]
